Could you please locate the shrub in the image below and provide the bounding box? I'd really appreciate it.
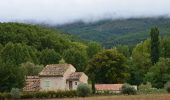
[138,82,153,94]
[20,92,35,99]
[138,82,166,94]
[77,83,92,97]
[3,93,11,99]
[10,88,20,99]
[0,93,5,100]
[20,90,77,99]
[121,84,137,95]
[164,81,170,93]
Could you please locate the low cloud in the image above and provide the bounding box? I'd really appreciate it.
[0,0,170,24]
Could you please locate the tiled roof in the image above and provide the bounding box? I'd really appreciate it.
[95,84,123,91]
[67,72,84,80]
[39,64,72,77]
[23,76,40,92]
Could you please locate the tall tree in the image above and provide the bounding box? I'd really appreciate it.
[131,39,152,85]
[161,36,170,58]
[150,27,160,64]
[63,48,88,71]
[87,49,129,84]
[0,61,25,92]
[87,42,102,58]
[145,58,170,88]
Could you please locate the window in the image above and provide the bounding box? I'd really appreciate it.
[75,82,77,85]
[45,80,50,87]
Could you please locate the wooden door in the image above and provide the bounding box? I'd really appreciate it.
[69,81,72,90]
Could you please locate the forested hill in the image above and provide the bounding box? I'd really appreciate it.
[0,22,83,52]
[0,22,89,70]
[56,18,170,48]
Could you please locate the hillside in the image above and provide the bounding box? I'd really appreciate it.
[0,22,88,66]
[56,18,170,48]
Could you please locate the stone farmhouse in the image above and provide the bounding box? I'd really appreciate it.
[23,64,88,92]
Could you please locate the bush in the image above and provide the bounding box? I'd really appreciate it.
[121,84,137,95]
[95,90,118,96]
[0,93,5,100]
[138,82,166,94]
[20,92,35,99]
[3,93,11,99]
[164,81,170,93]
[10,88,20,99]
[77,83,91,97]
[20,90,77,99]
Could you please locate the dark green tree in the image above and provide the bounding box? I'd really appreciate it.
[131,39,152,85]
[116,45,130,57]
[1,42,37,65]
[87,42,102,58]
[21,62,44,76]
[145,58,170,88]
[161,36,170,58]
[63,48,88,71]
[0,61,25,92]
[87,49,129,85]
[40,49,61,65]
[150,27,160,64]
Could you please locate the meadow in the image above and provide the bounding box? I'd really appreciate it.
[52,94,170,100]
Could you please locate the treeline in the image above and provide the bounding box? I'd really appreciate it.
[0,23,102,92]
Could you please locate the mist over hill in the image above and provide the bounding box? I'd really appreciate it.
[55,17,170,48]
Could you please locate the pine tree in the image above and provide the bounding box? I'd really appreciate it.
[150,27,160,65]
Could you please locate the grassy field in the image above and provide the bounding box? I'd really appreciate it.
[51,94,170,100]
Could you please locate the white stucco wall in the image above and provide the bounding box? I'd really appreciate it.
[40,77,67,91]
[72,81,80,90]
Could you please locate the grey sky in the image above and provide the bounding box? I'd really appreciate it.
[0,0,170,24]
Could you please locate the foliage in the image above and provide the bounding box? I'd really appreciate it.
[87,41,103,58]
[0,93,4,100]
[130,39,152,85]
[161,36,170,58]
[164,81,170,93]
[138,82,166,94]
[121,84,137,95]
[116,45,130,57]
[0,93,11,100]
[87,49,129,84]
[0,61,25,92]
[64,48,88,71]
[77,83,91,97]
[40,48,61,65]
[145,58,170,88]
[1,42,38,65]
[59,58,66,64]
[21,62,44,76]
[150,27,160,64]
[10,88,20,99]
[21,91,77,99]
[57,18,170,48]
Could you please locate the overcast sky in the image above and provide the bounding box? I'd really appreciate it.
[0,0,170,24]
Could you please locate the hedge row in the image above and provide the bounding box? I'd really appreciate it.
[0,93,11,100]
[0,90,78,99]
[21,90,78,99]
